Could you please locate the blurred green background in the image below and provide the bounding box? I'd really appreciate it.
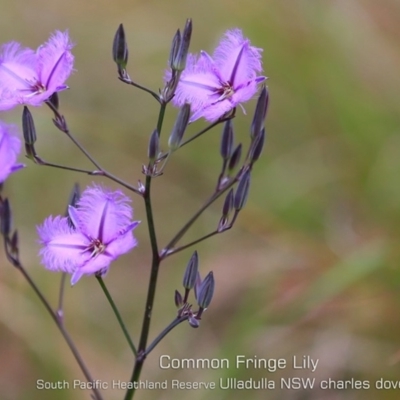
[1,0,400,399]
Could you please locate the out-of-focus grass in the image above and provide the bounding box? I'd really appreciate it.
[1,0,400,399]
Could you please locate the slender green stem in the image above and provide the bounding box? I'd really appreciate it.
[161,173,241,256]
[162,230,221,259]
[96,276,137,356]
[144,315,188,357]
[119,77,161,103]
[124,175,159,400]
[124,104,166,400]
[157,119,223,162]
[45,102,142,195]
[31,159,95,174]
[3,238,103,400]
[57,273,67,324]
[156,103,167,136]
[100,170,142,195]
[47,101,102,170]
[180,120,222,147]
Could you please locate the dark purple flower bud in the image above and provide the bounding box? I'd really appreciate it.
[175,290,183,308]
[47,92,59,110]
[161,72,180,104]
[228,143,242,172]
[65,183,80,227]
[22,107,36,145]
[194,271,202,301]
[188,315,200,328]
[112,24,129,69]
[197,271,215,309]
[52,114,68,133]
[234,169,251,211]
[183,251,199,290]
[222,188,234,218]
[220,120,233,160]
[219,190,234,231]
[148,129,160,161]
[173,19,192,72]
[168,104,190,150]
[251,86,268,139]
[249,128,266,163]
[68,183,81,209]
[169,30,182,70]
[10,230,19,253]
[0,198,12,236]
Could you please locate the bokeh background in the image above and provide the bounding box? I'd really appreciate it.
[1,0,400,399]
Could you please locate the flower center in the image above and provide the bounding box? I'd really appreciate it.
[28,82,47,96]
[87,238,106,258]
[216,81,235,101]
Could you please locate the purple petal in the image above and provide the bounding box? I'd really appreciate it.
[37,31,74,96]
[0,121,24,182]
[213,29,263,86]
[190,98,234,123]
[77,252,114,275]
[0,42,37,89]
[106,227,138,258]
[232,79,262,105]
[76,185,134,244]
[37,216,89,273]
[71,270,84,285]
[172,53,220,109]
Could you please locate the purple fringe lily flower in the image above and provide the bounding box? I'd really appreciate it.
[37,185,140,285]
[0,31,74,110]
[169,29,266,122]
[0,121,24,183]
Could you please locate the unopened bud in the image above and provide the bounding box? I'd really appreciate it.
[183,251,199,290]
[222,189,234,218]
[249,128,266,163]
[234,169,251,211]
[22,107,36,145]
[66,183,80,227]
[228,144,242,172]
[168,104,190,150]
[112,24,129,69]
[169,30,182,70]
[196,271,215,310]
[251,86,268,139]
[148,129,160,161]
[188,315,200,328]
[161,71,180,104]
[48,92,59,110]
[175,290,183,308]
[172,19,192,71]
[10,230,19,254]
[0,198,12,236]
[220,120,233,160]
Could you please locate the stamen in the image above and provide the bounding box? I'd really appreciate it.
[85,238,107,258]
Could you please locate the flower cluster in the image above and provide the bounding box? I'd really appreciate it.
[0,22,269,399]
[168,29,266,122]
[0,31,74,110]
[37,185,140,285]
